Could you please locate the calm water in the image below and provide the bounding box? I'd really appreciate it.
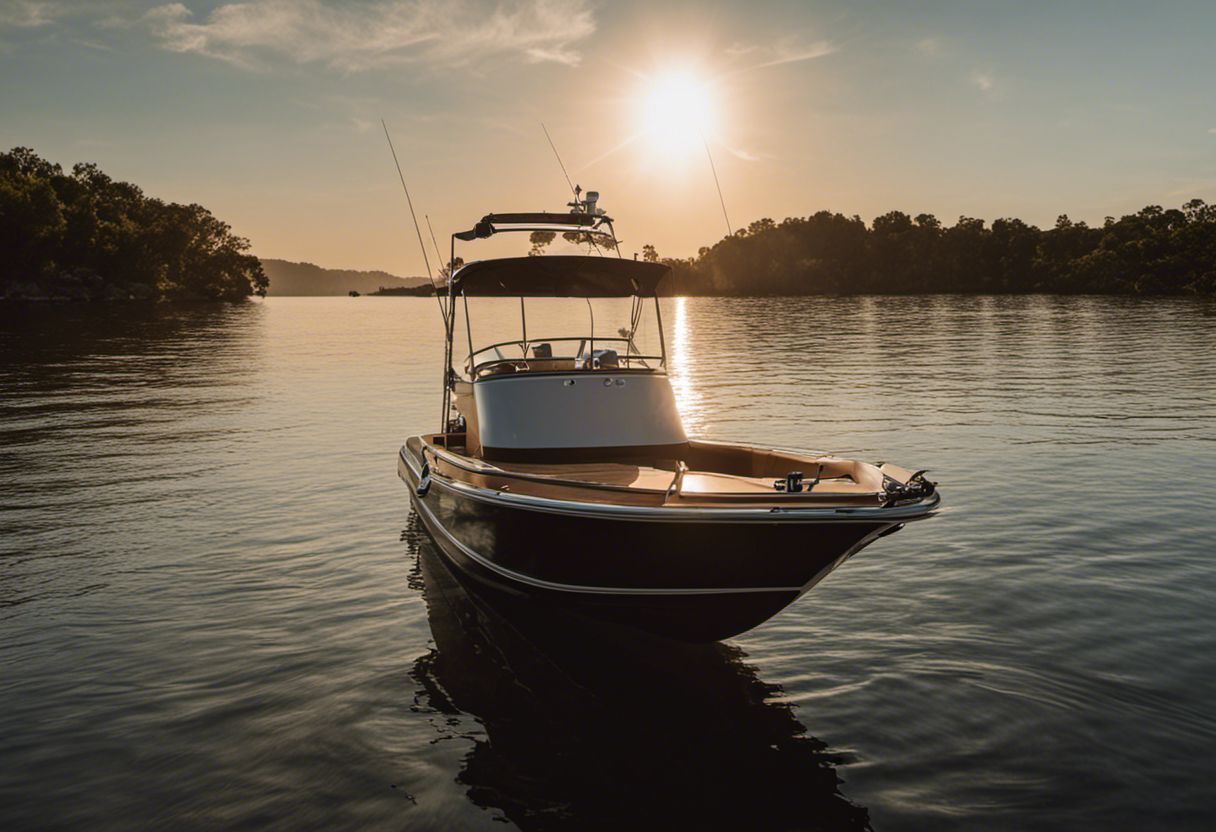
[1,296,1214,830]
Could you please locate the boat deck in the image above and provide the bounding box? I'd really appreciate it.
[409,434,920,509]
[495,460,866,496]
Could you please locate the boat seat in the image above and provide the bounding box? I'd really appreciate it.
[523,358,578,372]
[492,461,677,490]
[679,472,778,494]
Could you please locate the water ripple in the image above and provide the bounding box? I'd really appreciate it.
[0,296,1213,831]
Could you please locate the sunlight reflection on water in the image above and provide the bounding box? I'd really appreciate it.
[667,295,706,433]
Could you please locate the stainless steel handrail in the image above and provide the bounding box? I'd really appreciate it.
[468,335,633,360]
[665,461,688,502]
[470,357,663,378]
[464,335,661,378]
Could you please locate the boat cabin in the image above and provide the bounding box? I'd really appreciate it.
[445,250,683,461]
[428,204,689,462]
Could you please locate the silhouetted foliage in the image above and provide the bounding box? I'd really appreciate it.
[653,203,1216,295]
[438,256,464,281]
[527,229,610,255]
[528,231,555,257]
[0,147,266,301]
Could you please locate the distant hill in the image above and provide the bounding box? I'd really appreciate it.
[261,259,428,296]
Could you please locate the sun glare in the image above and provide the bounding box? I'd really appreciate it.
[637,72,717,159]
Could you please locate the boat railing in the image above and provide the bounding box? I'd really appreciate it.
[664,460,689,502]
[465,336,663,378]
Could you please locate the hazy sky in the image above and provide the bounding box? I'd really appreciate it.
[3,0,1215,275]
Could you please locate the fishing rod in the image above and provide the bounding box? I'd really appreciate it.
[425,214,447,282]
[702,133,733,237]
[381,119,447,324]
[541,121,577,199]
[540,122,612,256]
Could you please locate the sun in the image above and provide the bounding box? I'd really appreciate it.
[636,71,717,159]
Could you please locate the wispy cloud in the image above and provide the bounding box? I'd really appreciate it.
[71,37,115,51]
[0,0,62,28]
[972,70,995,94]
[137,0,596,71]
[522,44,580,67]
[726,35,836,71]
[915,37,941,57]
[1167,177,1216,197]
[726,146,765,162]
[1208,127,1216,135]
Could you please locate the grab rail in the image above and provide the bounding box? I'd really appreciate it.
[415,445,435,497]
[468,336,631,362]
[665,461,688,502]
[464,336,661,378]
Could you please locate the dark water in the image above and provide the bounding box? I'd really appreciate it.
[1,296,1214,830]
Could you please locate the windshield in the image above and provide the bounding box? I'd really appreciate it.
[455,296,666,379]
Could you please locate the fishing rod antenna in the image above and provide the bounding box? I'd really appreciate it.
[702,133,733,237]
[540,122,611,257]
[541,121,578,201]
[381,119,447,323]
[425,214,447,280]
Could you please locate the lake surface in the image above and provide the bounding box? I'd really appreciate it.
[1,296,1214,831]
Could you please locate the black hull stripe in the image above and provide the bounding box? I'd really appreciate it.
[409,489,803,596]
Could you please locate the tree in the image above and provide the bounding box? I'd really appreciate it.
[0,147,266,300]
[528,231,555,256]
[652,200,1216,296]
[439,256,464,281]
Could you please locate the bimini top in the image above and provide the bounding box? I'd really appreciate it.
[451,255,670,297]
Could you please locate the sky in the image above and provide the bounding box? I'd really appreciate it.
[2,0,1215,275]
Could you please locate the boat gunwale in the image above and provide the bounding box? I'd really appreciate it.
[401,444,941,524]
[418,436,886,500]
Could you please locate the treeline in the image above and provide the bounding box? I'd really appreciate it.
[651,202,1216,295]
[1,147,266,301]
[371,284,437,296]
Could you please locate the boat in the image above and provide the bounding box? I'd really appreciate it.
[399,190,940,642]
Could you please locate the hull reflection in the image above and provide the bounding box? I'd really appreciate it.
[405,514,871,830]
